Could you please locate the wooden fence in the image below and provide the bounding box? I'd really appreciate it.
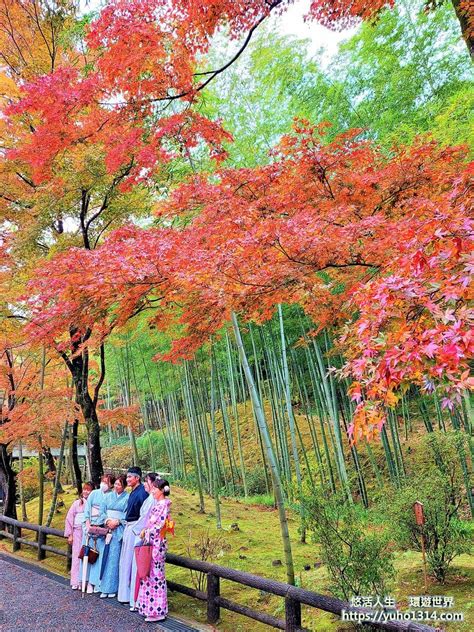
[0,515,437,632]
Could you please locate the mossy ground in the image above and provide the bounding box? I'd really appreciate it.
[2,484,471,631]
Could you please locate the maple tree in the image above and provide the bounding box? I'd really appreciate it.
[27,123,473,440]
[0,327,79,519]
[340,187,473,441]
[162,126,472,441]
[0,0,471,512]
[99,404,142,434]
[0,240,33,520]
[0,0,232,486]
[0,349,79,449]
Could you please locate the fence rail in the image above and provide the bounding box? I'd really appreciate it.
[0,514,436,632]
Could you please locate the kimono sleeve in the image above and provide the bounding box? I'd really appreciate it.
[119,492,129,526]
[144,502,169,542]
[64,500,77,537]
[83,491,94,522]
[97,492,109,524]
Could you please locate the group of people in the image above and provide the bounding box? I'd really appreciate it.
[64,466,172,623]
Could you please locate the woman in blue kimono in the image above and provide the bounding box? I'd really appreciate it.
[99,475,129,598]
[81,473,115,594]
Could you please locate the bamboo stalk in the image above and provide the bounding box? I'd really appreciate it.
[277,306,306,540]
[183,363,205,512]
[225,331,248,496]
[210,346,222,528]
[231,312,295,585]
[46,420,69,527]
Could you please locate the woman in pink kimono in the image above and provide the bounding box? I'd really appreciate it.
[64,482,93,589]
[137,478,172,622]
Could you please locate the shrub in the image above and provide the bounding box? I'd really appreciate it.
[102,444,134,471]
[16,464,40,502]
[245,467,269,496]
[186,530,231,592]
[385,432,472,583]
[218,466,269,498]
[302,490,395,601]
[137,430,170,469]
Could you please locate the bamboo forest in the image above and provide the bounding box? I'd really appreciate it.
[0,1,472,631]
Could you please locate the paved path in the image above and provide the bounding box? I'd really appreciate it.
[0,553,202,632]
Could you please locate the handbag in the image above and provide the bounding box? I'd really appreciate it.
[78,539,100,564]
[88,525,109,537]
[87,545,100,565]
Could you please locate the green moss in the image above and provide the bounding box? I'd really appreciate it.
[2,484,471,631]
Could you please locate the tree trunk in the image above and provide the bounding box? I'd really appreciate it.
[69,345,103,486]
[72,383,103,486]
[210,347,222,529]
[18,441,28,521]
[43,447,55,474]
[0,443,17,519]
[71,419,83,493]
[278,305,306,542]
[1,349,17,520]
[83,401,103,487]
[451,0,474,60]
[38,442,44,526]
[128,426,139,466]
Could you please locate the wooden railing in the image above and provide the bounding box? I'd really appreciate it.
[0,514,72,567]
[0,515,436,632]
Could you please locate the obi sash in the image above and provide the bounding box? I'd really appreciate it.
[74,511,84,527]
[107,509,126,520]
[91,505,100,517]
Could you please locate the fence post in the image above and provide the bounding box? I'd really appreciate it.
[0,515,4,539]
[37,528,46,561]
[207,572,220,625]
[12,522,21,552]
[285,596,302,632]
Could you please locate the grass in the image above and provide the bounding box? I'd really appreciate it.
[238,493,275,507]
[2,484,472,631]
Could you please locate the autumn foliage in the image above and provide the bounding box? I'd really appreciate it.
[0,343,79,448]
[0,0,472,466]
[23,121,473,441]
[99,405,142,434]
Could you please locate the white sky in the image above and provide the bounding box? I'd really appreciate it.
[268,0,356,60]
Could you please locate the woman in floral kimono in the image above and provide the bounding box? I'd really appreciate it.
[81,473,115,594]
[64,482,93,589]
[137,478,172,622]
[129,472,158,612]
[99,475,129,598]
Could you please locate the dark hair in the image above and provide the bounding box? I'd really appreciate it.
[145,472,158,483]
[102,473,116,487]
[115,474,127,489]
[127,466,142,478]
[153,478,170,496]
